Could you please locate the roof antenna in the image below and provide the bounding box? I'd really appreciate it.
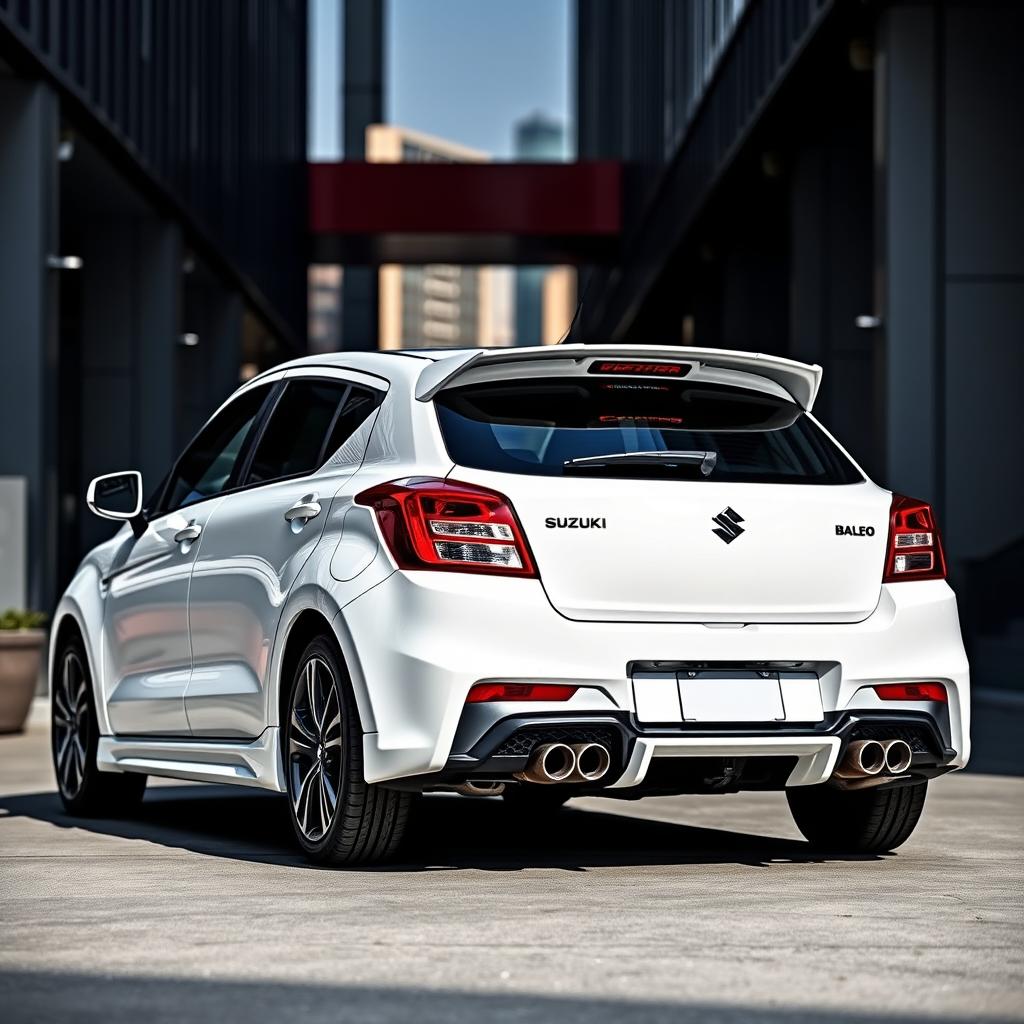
[557,271,595,345]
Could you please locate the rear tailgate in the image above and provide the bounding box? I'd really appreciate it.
[426,348,890,624]
[452,471,890,624]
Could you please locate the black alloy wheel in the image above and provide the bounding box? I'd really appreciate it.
[52,634,146,815]
[287,654,344,843]
[284,636,412,865]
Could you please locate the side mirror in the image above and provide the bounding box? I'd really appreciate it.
[86,471,146,538]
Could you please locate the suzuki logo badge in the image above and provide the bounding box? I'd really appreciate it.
[712,507,745,544]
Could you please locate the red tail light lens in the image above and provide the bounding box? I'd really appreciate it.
[882,494,947,582]
[355,477,537,577]
[873,682,947,703]
[466,683,577,703]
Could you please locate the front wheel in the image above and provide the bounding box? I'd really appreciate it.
[52,635,146,816]
[284,636,411,866]
[787,780,928,853]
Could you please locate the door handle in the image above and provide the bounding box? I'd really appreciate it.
[284,495,322,525]
[173,522,202,544]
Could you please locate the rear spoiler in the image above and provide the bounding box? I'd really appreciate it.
[414,345,823,411]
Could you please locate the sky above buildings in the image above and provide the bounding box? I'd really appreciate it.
[309,0,571,160]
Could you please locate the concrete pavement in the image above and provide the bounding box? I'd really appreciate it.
[0,716,1021,1024]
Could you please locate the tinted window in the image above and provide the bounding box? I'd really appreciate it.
[246,381,349,484]
[322,386,382,461]
[162,383,272,512]
[245,381,382,485]
[434,378,862,485]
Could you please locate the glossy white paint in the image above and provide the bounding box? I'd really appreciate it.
[52,345,970,797]
[103,503,222,735]
[185,478,329,737]
[460,470,892,624]
[611,734,842,789]
[185,382,384,738]
[96,728,285,789]
[341,571,969,785]
[413,344,823,409]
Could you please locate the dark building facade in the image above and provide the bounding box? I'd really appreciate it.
[577,0,1024,690]
[0,0,308,609]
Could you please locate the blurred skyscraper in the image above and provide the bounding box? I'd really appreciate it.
[368,125,502,350]
[308,265,344,353]
[515,111,567,161]
[513,112,574,346]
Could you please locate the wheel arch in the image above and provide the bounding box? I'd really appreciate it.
[49,609,84,693]
[49,553,106,673]
[48,591,108,730]
[52,610,84,653]
[275,608,338,735]
[272,602,379,745]
[269,564,384,738]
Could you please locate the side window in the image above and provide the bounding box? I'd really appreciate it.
[246,381,349,485]
[245,380,383,486]
[161,383,273,513]
[321,385,383,462]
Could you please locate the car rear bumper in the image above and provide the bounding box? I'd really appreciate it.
[335,572,970,785]
[433,707,956,792]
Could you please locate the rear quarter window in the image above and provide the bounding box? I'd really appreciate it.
[433,377,862,485]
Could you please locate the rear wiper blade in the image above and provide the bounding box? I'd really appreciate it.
[563,450,718,477]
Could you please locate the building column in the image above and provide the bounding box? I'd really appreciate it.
[0,79,59,611]
[788,63,877,476]
[135,222,183,486]
[341,0,383,351]
[179,270,243,442]
[876,3,940,503]
[77,218,181,556]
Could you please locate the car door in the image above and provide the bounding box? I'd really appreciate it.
[184,371,385,737]
[101,379,276,735]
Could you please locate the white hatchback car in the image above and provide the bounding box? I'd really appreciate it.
[51,345,969,865]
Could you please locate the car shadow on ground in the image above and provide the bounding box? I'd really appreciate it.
[0,969,995,1024]
[0,784,886,870]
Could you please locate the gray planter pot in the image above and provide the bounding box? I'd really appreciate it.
[0,629,46,734]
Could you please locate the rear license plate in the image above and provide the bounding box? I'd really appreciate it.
[678,676,784,723]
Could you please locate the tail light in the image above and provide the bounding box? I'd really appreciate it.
[355,477,537,577]
[466,683,577,703]
[873,682,947,703]
[882,494,947,582]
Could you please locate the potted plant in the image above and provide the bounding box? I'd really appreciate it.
[0,609,48,734]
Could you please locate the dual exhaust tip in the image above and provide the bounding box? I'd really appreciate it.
[514,741,611,785]
[834,738,913,788]
[514,736,911,789]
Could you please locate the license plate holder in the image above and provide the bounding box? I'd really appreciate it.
[678,674,785,723]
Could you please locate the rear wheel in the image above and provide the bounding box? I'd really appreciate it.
[787,781,928,853]
[51,635,146,816]
[284,636,411,866]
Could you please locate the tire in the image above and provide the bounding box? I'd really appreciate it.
[51,634,146,817]
[787,780,928,853]
[502,785,572,815]
[283,635,412,866]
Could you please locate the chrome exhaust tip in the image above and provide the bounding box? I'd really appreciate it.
[513,742,576,784]
[834,739,886,779]
[568,742,611,783]
[882,738,913,774]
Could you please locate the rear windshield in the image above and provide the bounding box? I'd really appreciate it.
[434,377,862,485]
